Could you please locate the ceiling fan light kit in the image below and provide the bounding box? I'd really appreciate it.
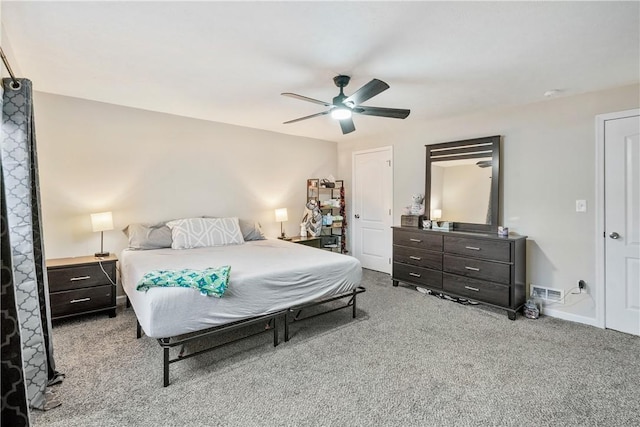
[331,107,352,120]
[282,75,410,135]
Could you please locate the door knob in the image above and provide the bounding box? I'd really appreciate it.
[609,232,620,239]
[354,214,360,219]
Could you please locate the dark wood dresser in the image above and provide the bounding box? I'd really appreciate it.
[47,254,117,320]
[392,227,527,320]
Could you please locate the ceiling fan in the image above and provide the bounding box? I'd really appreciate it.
[282,75,410,135]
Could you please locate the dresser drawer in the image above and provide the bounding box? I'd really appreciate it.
[393,263,442,289]
[444,236,511,262]
[393,246,442,270]
[443,255,511,285]
[393,229,443,251]
[48,263,115,291]
[443,273,509,307]
[50,285,115,318]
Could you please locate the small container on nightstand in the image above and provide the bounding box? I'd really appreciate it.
[46,254,118,320]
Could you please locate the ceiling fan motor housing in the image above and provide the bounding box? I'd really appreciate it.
[333,75,351,88]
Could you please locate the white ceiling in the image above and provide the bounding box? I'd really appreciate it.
[2,1,639,143]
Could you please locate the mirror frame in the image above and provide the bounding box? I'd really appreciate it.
[425,135,501,233]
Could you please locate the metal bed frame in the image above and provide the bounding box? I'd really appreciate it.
[284,286,366,342]
[129,285,366,387]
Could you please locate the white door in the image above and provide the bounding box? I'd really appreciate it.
[352,147,393,273]
[605,114,640,336]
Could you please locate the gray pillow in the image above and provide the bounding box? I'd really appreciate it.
[239,219,266,241]
[122,222,173,250]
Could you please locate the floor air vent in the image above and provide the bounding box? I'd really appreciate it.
[530,285,564,304]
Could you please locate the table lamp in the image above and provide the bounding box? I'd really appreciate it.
[275,208,288,239]
[91,211,113,257]
[432,209,442,220]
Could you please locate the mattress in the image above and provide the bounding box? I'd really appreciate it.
[120,238,362,338]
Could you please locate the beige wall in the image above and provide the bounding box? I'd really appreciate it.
[34,92,337,259]
[338,83,640,322]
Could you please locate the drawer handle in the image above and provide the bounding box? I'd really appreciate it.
[465,266,480,272]
[409,256,422,260]
[70,297,91,304]
[70,276,91,281]
[465,246,481,251]
[464,286,480,292]
[409,272,421,278]
[409,238,422,243]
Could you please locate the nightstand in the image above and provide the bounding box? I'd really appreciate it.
[46,254,118,320]
[290,236,322,248]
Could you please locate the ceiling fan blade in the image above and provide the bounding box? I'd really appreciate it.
[283,110,330,124]
[343,79,389,106]
[281,92,332,107]
[339,117,356,134]
[354,106,410,119]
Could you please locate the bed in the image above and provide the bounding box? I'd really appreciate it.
[121,237,364,386]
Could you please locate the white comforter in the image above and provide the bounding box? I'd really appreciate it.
[120,238,362,338]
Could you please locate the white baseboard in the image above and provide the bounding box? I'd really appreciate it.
[116,295,128,306]
[541,307,602,328]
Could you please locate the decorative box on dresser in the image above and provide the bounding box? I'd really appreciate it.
[46,254,118,320]
[392,227,527,320]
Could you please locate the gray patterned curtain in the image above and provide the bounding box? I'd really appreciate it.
[1,78,62,421]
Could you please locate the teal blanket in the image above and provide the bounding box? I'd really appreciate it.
[136,266,230,297]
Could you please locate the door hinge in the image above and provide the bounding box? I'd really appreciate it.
[386,160,391,167]
[389,258,391,264]
[389,208,391,215]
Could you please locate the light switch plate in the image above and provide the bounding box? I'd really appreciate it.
[576,199,587,212]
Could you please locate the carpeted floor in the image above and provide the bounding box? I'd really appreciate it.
[31,269,640,427]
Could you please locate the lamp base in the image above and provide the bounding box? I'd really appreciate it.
[94,251,110,258]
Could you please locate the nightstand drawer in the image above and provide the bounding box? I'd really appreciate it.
[393,246,442,270]
[443,254,511,285]
[443,273,509,306]
[48,263,115,291]
[50,285,115,318]
[444,236,511,262]
[393,263,442,289]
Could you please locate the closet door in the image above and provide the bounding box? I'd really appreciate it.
[352,147,393,273]
[604,113,640,336]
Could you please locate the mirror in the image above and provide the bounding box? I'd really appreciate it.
[425,135,500,232]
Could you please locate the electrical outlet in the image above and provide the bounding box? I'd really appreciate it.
[578,280,586,293]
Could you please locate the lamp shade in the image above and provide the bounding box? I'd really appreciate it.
[275,208,288,223]
[91,211,114,232]
[432,209,442,220]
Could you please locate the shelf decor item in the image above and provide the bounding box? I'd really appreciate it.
[401,215,423,228]
[432,221,453,231]
[91,211,114,257]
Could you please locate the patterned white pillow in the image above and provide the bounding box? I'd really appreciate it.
[166,217,245,249]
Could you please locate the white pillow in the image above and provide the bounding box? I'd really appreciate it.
[166,217,245,249]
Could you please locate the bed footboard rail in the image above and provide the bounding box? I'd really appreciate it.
[157,311,285,387]
[284,286,366,342]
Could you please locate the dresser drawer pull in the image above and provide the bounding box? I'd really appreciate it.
[465,266,480,272]
[409,238,422,243]
[70,276,91,282]
[409,256,422,260]
[464,286,480,292]
[465,246,481,251]
[70,297,91,304]
[409,272,421,278]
